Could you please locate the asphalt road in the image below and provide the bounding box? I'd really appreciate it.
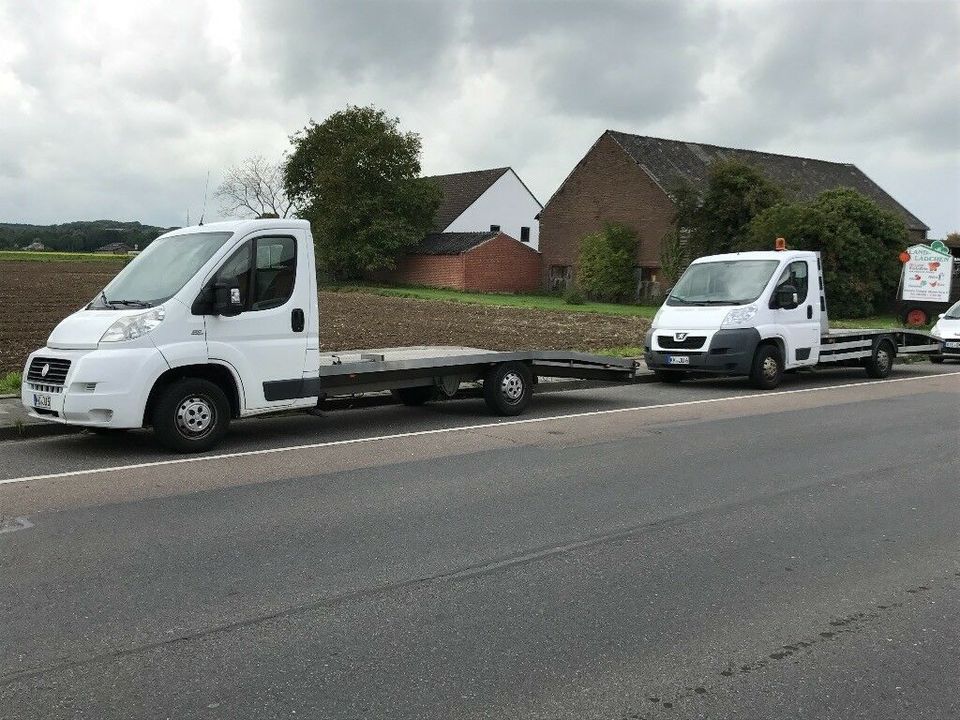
[1,363,959,719]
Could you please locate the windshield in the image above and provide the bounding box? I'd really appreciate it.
[89,231,233,308]
[667,260,781,306]
[945,300,960,319]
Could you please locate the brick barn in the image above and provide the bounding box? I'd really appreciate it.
[538,130,930,294]
[387,231,541,293]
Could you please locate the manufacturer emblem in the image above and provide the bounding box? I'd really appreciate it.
[674,332,688,342]
[41,363,50,377]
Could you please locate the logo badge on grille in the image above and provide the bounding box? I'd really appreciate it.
[41,363,50,377]
[674,332,688,342]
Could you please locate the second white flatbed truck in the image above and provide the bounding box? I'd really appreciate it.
[645,245,940,388]
[21,219,636,452]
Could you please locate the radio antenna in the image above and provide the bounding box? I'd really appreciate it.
[199,170,210,226]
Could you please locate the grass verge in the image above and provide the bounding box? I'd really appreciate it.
[0,250,128,263]
[0,372,22,395]
[329,284,658,318]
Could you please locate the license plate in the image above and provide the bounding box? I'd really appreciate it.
[667,355,690,365]
[946,341,960,349]
[33,393,52,410]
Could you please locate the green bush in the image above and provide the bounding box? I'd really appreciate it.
[577,223,637,302]
[563,287,585,305]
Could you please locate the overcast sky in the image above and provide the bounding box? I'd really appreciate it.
[1,0,957,236]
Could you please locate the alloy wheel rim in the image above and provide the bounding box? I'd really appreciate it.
[762,356,779,380]
[876,348,890,373]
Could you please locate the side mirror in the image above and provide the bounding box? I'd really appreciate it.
[213,282,243,317]
[774,284,800,310]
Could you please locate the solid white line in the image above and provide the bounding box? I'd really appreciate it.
[1,371,958,487]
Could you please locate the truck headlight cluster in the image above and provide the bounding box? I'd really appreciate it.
[100,307,166,343]
[721,305,758,327]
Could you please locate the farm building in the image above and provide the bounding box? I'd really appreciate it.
[538,130,930,294]
[94,242,132,254]
[384,231,541,293]
[21,241,46,251]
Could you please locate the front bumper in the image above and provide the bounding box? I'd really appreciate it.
[934,338,960,358]
[645,328,761,375]
[21,346,169,428]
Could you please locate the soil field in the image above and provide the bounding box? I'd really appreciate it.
[0,260,650,374]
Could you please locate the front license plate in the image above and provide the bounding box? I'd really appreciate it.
[945,341,960,349]
[667,355,690,365]
[33,393,52,410]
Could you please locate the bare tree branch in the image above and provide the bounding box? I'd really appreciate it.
[215,155,294,218]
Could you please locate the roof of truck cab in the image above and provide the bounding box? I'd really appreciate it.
[691,250,815,264]
[159,218,311,238]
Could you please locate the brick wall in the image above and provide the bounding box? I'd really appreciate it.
[538,132,677,289]
[463,233,541,293]
[378,233,541,293]
[389,254,466,290]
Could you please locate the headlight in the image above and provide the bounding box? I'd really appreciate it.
[721,305,758,327]
[100,307,166,343]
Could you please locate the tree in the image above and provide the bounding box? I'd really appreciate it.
[945,231,960,247]
[746,188,908,317]
[659,178,701,284]
[577,223,637,302]
[284,105,441,278]
[216,155,293,219]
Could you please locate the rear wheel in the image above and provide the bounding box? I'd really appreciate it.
[749,344,784,390]
[391,386,436,406]
[483,361,533,416]
[865,339,895,379]
[151,378,230,453]
[653,369,687,384]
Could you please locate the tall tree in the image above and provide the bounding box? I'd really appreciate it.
[216,155,293,219]
[284,105,441,278]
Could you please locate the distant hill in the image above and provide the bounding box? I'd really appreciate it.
[0,220,178,253]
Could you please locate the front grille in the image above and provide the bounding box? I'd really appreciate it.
[657,335,706,350]
[28,382,63,394]
[27,357,71,386]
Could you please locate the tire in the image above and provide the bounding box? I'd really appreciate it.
[865,339,895,379]
[749,344,784,390]
[904,307,928,327]
[391,385,435,406]
[930,355,945,364]
[151,378,230,453]
[483,361,533,416]
[653,369,687,383]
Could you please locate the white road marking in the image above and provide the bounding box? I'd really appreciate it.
[1,371,958,487]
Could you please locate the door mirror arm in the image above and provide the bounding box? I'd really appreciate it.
[772,284,800,311]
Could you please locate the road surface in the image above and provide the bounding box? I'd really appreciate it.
[2,363,959,719]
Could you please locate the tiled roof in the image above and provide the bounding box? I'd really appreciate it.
[606,131,928,231]
[423,168,510,231]
[411,231,500,255]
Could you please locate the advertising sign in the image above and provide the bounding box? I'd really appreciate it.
[901,242,953,303]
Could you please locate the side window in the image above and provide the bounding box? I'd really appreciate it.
[774,261,809,304]
[213,236,296,312]
[252,236,296,310]
[520,226,530,242]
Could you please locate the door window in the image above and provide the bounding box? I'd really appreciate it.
[774,261,809,304]
[213,236,296,311]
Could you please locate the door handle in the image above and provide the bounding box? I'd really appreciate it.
[291,308,305,332]
[807,305,813,319]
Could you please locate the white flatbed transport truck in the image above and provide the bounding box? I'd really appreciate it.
[644,245,940,388]
[21,219,636,452]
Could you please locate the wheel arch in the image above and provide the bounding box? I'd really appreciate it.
[144,362,242,426]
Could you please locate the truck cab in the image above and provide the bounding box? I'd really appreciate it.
[645,249,826,387]
[22,219,322,449]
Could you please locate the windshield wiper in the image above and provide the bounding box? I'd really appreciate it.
[108,299,153,308]
[667,295,692,305]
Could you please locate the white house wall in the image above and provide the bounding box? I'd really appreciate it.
[443,170,542,250]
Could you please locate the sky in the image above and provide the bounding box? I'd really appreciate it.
[0,0,957,237]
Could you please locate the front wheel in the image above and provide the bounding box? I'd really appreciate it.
[151,378,230,453]
[865,339,895,379]
[749,344,784,390]
[930,355,945,364]
[483,361,533,416]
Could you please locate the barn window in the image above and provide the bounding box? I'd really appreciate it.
[520,226,530,242]
[490,224,501,232]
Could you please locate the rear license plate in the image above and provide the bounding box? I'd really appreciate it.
[667,355,690,365]
[945,341,960,349]
[33,393,52,410]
